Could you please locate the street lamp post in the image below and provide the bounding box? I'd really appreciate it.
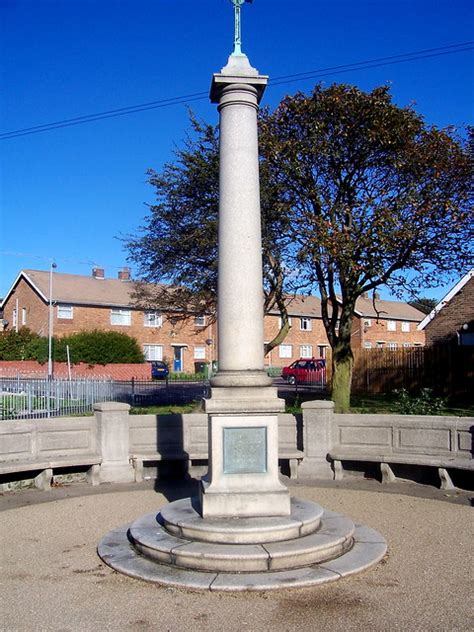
[47,261,57,380]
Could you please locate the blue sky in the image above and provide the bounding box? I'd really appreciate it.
[1,0,473,301]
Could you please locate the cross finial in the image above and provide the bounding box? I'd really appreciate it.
[230,0,252,56]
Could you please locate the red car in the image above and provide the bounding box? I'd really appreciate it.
[282,358,326,385]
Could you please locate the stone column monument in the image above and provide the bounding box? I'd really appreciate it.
[98,2,387,591]
[199,2,290,518]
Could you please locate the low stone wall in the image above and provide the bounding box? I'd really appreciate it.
[0,415,98,465]
[0,401,472,490]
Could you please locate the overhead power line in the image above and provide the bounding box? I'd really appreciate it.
[1,42,473,141]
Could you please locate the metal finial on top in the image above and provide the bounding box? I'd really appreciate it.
[230,0,252,56]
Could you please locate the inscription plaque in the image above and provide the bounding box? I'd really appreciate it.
[223,427,267,474]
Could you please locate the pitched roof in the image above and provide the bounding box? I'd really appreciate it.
[1,269,425,322]
[3,270,135,308]
[418,268,474,330]
[274,293,424,322]
[353,295,425,321]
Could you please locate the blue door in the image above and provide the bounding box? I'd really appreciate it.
[173,347,182,372]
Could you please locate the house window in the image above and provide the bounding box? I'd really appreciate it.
[144,311,162,328]
[57,304,73,319]
[194,315,206,327]
[376,341,385,348]
[110,308,131,326]
[388,342,398,349]
[300,317,312,331]
[387,320,396,331]
[403,343,412,348]
[300,345,313,358]
[278,316,292,328]
[21,308,27,325]
[364,319,372,328]
[143,344,163,361]
[401,321,410,332]
[318,345,328,358]
[12,309,17,329]
[194,346,206,360]
[279,344,293,359]
[364,342,373,349]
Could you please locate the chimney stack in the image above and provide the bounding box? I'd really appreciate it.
[92,268,105,279]
[118,267,131,281]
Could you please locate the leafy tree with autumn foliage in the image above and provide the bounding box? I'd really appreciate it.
[259,84,472,411]
[126,86,472,412]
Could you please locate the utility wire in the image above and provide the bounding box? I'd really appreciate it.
[2,42,473,140]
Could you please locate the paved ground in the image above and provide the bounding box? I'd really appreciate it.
[1,478,472,632]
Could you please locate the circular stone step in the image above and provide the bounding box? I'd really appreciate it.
[98,519,387,591]
[127,506,355,573]
[158,496,324,544]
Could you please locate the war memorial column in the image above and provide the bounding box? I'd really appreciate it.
[199,1,290,517]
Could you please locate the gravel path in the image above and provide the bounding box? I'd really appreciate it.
[1,480,472,632]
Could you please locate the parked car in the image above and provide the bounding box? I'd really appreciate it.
[151,361,169,380]
[282,358,326,385]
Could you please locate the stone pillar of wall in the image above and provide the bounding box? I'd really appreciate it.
[94,402,134,483]
[298,400,334,479]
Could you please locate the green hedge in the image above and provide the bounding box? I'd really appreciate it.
[0,328,144,364]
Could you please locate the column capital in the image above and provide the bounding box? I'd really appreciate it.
[210,54,268,104]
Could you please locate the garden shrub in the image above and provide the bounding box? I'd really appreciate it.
[392,388,446,415]
[0,328,144,364]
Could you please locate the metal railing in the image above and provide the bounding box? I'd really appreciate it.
[0,376,119,420]
[0,375,210,420]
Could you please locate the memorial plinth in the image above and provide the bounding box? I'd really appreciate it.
[199,52,290,518]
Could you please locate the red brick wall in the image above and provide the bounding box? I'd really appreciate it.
[424,277,474,345]
[264,314,332,367]
[360,316,425,348]
[263,312,424,367]
[0,360,151,380]
[2,280,50,336]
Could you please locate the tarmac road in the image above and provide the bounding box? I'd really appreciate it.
[1,478,472,632]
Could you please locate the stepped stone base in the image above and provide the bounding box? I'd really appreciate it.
[98,496,387,591]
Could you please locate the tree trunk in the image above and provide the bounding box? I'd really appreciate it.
[331,341,354,413]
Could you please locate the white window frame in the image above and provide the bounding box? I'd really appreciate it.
[364,342,373,349]
[364,319,372,328]
[194,346,206,360]
[143,344,164,361]
[278,316,292,328]
[110,308,131,326]
[12,309,17,329]
[57,304,74,320]
[387,320,396,331]
[300,317,312,331]
[300,345,313,358]
[403,342,412,348]
[388,342,398,350]
[376,341,385,348]
[144,311,162,328]
[194,315,206,327]
[21,307,27,325]
[279,344,293,359]
[401,321,410,332]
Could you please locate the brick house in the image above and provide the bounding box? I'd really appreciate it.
[263,293,425,368]
[1,268,425,371]
[0,268,214,373]
[418,269,474,346]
